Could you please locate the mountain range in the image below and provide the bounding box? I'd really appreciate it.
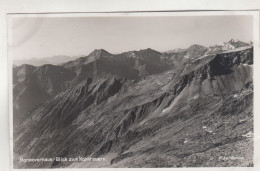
[13,39,254,168]
[13,55,79,66]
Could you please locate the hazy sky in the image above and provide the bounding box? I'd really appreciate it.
[9,15,253,60]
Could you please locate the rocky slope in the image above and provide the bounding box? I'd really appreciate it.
[13,40,253,168]
[13,64,76,125]
[13,48,171,124]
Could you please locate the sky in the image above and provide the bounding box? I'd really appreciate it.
[9,15,253,60]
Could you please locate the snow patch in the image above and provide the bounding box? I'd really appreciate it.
[193,94,199,99]
[202,126,213,133]
[184,54,190,59]
[157,81,163,85]
[162,106,170,113]
[242,131,253,138]
[239,119,246,123]
[242,63,253,68]
[197,54,209,60]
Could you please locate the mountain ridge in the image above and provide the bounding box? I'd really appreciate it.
[13,39,252,67]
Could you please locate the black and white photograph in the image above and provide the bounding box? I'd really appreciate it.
[9,12,257,168]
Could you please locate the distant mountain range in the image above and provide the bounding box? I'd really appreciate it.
[13,55,80,66]
[13,39,254,168]
[13,39,252,67]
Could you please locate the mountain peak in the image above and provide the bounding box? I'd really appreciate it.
[139,48,161,55]
[223,39,250,50]
[187,44,207,50]
[226,39,249,45]
[89,49,111,57]
[94,48,108,52]
[16,64,37,71]
[228,39,240,43]
[228,39,239,42]
[165,48,186,54]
